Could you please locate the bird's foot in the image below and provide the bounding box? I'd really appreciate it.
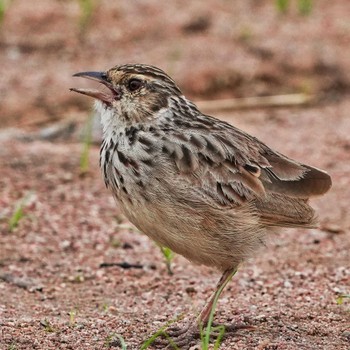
[150,322,200,350]
[146,320,199,349]
[149,320,255,349]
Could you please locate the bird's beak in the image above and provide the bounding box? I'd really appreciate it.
[70,71,120,104]
[73,71,108,82]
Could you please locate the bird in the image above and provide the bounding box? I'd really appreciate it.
[71,63,331,343]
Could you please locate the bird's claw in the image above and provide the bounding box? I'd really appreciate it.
[149,322,200,349]
[152,321,256,349]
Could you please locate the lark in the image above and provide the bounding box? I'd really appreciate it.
[71,63,331,343]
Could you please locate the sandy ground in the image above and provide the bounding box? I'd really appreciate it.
[0,1,349,349]
[1,99,349,349]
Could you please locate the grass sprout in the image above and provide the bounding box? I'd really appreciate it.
[104,333,127,349]
[275,0,289,13]
[102,302,109,313]
[69,309,77,327]
[298,0,312,15]
[275,0,313,15]
[141,315,185,349]
[8,192,32,232]
[213,325,226,349]
[336,294,350,305]
[0,0,12,24]
[40,319,55,333]
[200,270,236,349]
[78,0,95,36]
[158,245,175,275]
[200,324,225,350]
[8,343,17,350]
[116,334,127,350]
[141,328,179,350]
[238,25,254,43]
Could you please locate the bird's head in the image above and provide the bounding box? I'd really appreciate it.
[71,64,182,125]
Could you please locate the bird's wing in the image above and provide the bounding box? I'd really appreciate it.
[160,115,331,210]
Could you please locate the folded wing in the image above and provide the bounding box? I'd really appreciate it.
[162,117,331,228]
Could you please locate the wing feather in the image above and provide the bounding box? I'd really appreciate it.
[159,114,331,227]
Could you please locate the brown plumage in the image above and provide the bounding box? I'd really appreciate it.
[71,64,332,342]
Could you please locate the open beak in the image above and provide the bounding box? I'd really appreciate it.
[70,71,119,104]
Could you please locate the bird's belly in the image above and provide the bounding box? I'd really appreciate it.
[117,193,265,271]
[103,159,265,271]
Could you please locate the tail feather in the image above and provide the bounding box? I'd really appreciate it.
[254,193,317,229]
[261,153,332,198]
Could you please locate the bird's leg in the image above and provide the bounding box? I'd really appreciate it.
[198,268,237,327]
[155,268,238,349]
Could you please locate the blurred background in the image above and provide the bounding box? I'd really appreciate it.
[0,0,348,129]
[1,1,349,349]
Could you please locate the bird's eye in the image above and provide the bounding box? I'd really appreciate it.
[127,78,142,92]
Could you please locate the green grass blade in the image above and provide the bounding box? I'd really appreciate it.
[298,0,312,15]
[8,342,17,350]
[275,0,289,14]
[141,315,184,349]
[212,325,226,350]
[141,328,179,349]
[199,322,205,347]
[78,0,95,34]
[69,309,77,327]
[116,334,127,350]
[140,328,165,349]
[336,294,350,305]
[104,333,127,349]
[8,192,32,232]
[8,204,24,232]
[202,270,236,349]
[158,245,175,275]
[0,0,12,24]
[0,1,5,24]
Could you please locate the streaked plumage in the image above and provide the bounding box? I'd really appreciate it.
[71,63,332,329]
